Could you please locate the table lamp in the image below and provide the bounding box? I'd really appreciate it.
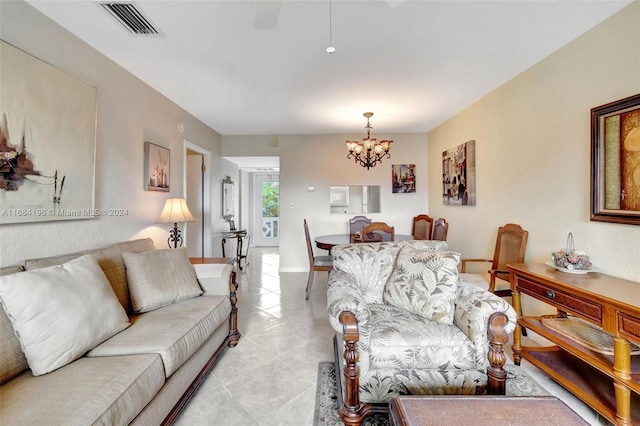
[156,198,196,248]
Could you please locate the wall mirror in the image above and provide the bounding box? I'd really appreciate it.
[330,185,381,214]
[222,176,235,221]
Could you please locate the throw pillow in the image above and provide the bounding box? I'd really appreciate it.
[383,247,460,325]
[123,247,202,313]
[0,255,130,376]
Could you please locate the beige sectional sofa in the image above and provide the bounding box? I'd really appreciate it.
[0,238,240,425]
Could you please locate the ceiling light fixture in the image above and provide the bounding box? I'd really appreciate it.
[326,0,335,54]
[346,112,393,170]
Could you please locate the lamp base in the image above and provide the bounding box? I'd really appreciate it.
[168,223,183,248]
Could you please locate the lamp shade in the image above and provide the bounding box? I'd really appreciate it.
[156,198,196,224]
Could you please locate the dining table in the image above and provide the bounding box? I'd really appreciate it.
[314,234,413,251]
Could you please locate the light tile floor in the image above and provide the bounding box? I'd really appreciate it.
[175,247,611,425]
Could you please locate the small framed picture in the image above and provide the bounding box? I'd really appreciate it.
[392,164,416,193]
[144,142,170,192]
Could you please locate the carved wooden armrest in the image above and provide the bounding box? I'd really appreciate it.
[338,311,371,426]
[227,270,241,347]
[487,311,509,395]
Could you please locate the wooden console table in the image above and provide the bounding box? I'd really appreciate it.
[508,263,640,425]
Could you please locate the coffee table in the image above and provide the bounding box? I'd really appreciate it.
[389,395,588,426]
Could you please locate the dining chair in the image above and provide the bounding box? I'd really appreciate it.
[303,219,333,300]
[349,215,372,242]
[461,223,528,297]
[431,218,449,241]
[411,214,433,240]
[361,222,395,242]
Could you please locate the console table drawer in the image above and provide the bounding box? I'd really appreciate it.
[516,277,603,323]
[619,313,640,344]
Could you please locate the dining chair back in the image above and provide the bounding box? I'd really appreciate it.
[411,214,434,240]
[349,215,372,242]
[303,219,333,300]
[461,223,528,297]
[431,218,449,241]
[361,222,395,242]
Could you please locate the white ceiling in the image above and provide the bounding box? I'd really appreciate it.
[27,0,632,136]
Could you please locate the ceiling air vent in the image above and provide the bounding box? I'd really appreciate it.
[100,2,159,35]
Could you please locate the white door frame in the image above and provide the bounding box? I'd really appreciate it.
[183,140,212,257]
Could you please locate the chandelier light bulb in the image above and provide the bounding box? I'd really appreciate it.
[326,46,336,54]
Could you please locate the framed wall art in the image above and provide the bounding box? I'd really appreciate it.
[144,142,170,192]
[442,140,475,206]
[591,93,640,225]
[0,40,97,224]
[392,164,416,193]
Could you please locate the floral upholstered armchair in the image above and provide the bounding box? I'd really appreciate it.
[327,240,517,426]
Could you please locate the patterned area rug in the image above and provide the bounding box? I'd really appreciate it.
[313,362,549,426]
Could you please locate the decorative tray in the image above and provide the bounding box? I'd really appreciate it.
[544,261,599,275]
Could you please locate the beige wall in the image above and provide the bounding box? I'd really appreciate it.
[223,133,429,271]
[0,1,226,266]
[427,2,640,312]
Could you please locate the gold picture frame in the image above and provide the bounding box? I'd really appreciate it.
[590,93,640,225]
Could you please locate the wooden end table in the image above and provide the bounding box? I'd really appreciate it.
[389,396,588,426]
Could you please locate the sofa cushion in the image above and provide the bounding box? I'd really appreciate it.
[384,248,460,325]
[0,255,131,376]
[123,248,202,313]
[0,265,28,384]
[367,304,476,370]
[25,238,155,313]
[0,353,164,425]
[87,295,230,377]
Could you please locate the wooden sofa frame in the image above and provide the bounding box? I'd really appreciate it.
[161,270,241,425]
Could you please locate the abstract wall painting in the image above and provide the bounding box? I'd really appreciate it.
[442,140,475,206]
[392,164,416,193]
[0,40,97,224]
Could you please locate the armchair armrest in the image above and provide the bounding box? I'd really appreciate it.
[460,258,492,273]
[327,271,372,350]
[454,280,517,369]
[193,264,235,296]
[193,263,240,347]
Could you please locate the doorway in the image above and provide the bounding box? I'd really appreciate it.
[252,172,279,246]
[184,141,212,257]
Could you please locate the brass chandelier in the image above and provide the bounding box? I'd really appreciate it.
[346,112,393,170]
